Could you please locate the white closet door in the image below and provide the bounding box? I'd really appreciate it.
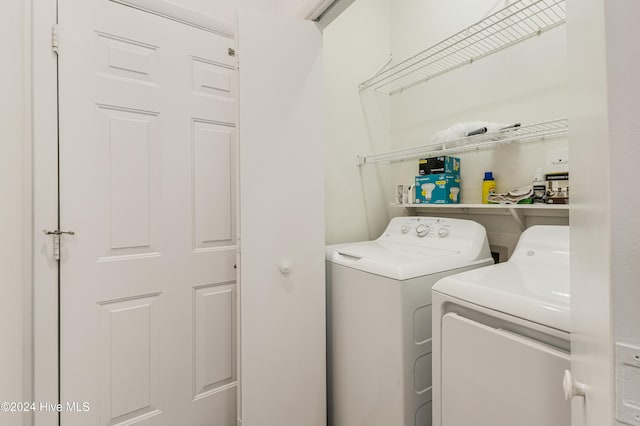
[238,10,326,426]
[58,1,238,425]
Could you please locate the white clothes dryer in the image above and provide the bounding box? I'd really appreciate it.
[432,225,571,426]
[326,217,493,426]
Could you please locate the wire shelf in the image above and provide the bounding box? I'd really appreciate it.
[357,118,568,165]
[359,0,566,94]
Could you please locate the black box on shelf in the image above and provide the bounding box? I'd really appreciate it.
[419,156,460,175]
[545,172,569,204]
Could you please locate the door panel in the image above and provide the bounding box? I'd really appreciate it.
[192,122,234,250]
[98,105,160,254]
[238,10,326,426]
[58,1,237,424]
[98,294,161,424]
[193,283,236,398]
[441,313,570,426]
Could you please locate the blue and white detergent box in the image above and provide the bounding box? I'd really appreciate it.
[415,174,461,204]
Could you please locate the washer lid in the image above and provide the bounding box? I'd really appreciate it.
[326,240,487,280]
[336,241,457,263]
[433,225,570,332]
[326,217,493,280]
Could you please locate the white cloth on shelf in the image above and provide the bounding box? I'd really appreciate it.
[486,185,533,204]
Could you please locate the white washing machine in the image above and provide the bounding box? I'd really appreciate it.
[326,217,493,426]
[432,225,571,426]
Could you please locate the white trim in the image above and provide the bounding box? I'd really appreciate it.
[316,0,355,28]
[234,12,242,421]
[110,0,234,38]
[32,0,60,425]
[23,1,34,425]
[302,0,336,20]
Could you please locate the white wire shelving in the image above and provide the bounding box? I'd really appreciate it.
[359,0,566,94]
[357,118,568,166]
[390,202,569,231]
[391,203,568,210]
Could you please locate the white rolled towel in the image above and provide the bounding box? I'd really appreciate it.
[431,121,514,143]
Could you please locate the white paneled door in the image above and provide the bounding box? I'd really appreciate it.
[238,11,326,426]
[58,1,238,424]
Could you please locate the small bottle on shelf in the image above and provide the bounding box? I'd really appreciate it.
[482,172,496,204]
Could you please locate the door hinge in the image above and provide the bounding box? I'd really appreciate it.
[43,229,75,261]
[52,24,60,55]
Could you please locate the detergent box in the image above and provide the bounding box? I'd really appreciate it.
[418,156,460,175]
[415,174,461,204]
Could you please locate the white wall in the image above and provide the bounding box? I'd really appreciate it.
[0,1,28,425]
[324,0,569,250]
[323,0,392,244]
[387,0,569,254]
[388,0,568,204]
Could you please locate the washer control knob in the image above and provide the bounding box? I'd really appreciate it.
[416,224,429,237]
[437,227,449,238]
[401,224,410,234]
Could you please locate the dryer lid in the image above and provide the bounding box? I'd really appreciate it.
[433,225,570,332]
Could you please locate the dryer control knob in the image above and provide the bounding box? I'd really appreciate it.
[437,227,449,238]
[416,224,429,237]
[401,224,410,234]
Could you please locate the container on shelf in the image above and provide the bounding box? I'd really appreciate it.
[482,172,496,204]
[415,174,461,204]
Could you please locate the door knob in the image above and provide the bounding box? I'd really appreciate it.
[562,369,586,400]
[280,260,292,276]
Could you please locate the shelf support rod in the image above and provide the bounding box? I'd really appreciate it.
[360,54,393,90]
[509,207,526,231]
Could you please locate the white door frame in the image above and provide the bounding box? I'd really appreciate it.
[32,1,60,424]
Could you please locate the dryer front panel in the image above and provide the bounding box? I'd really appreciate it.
[441,313,570,426]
